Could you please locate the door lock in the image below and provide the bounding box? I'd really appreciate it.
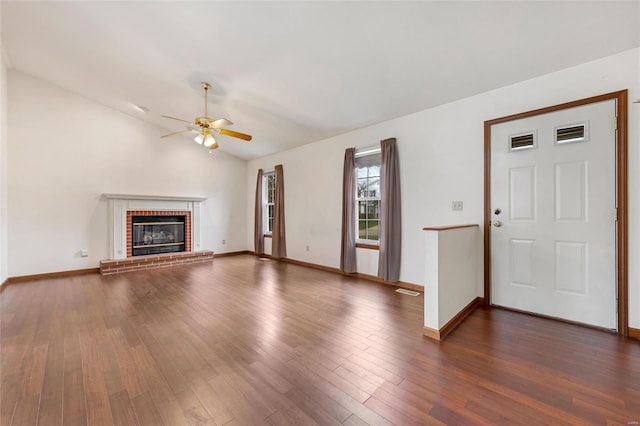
[492,221,502,227]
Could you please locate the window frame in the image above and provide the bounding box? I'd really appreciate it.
[262,171,276,236]
[355,147,382,247]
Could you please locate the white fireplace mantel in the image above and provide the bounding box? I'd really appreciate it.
[103,193,207,260]
[102,193,207,203]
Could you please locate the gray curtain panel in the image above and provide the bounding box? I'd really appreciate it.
[378,138,401,282]
[340,148,357,273]
[254,169,264,254]
[272,164,287,259]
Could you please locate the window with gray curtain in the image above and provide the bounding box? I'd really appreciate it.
[272,164,287,259]
[340,148,357,273]
[254,169,264,254]
[378,138,401,282]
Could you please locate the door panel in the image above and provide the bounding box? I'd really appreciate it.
[509,166,536,221]
[509,239,534,287]
[555,161,587,221]
[554,241,587,295]
[490,100,616,330]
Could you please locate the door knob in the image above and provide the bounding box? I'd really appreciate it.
[492,221,502,227]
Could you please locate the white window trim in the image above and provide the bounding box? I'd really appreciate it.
[355,145,381,158]
[355,147,381,246]
[263,171,275,236]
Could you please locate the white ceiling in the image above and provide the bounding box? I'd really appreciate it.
[2,1,639,160]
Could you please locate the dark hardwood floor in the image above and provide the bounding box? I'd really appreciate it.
[1,254,639,425]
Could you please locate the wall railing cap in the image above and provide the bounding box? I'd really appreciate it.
[423,224,479,231]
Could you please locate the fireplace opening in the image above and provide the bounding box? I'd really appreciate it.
[131,215,186,256]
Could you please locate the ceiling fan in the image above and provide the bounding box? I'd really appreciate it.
[160,82,252,151]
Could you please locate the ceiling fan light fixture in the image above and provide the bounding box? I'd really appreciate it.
[208,142,220,153]
[194,133,205,145]
[203,133,217,148]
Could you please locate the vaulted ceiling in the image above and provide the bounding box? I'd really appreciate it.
[2,1,639,160]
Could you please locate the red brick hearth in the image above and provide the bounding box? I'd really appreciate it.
[100,251,214,275]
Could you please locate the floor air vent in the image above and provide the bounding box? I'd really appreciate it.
[395,288,420,296]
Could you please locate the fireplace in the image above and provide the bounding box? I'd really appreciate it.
[102,195,209,274]
[126,210,192,257]
[131,215,186,256]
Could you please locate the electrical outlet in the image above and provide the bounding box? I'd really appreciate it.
[81,249,89,257]
[306,245,310,252]
[222,239,226,245]
[452,201,463,211]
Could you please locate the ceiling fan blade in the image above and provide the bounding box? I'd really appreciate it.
[162,115,194,125]
[218,128,252,141]
[212,118,233,129]
[160,129,197,138]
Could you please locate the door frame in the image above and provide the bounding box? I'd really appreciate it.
[483,90,628,336]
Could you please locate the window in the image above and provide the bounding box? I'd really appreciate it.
[263,172,276,235]
[355,149,381,244]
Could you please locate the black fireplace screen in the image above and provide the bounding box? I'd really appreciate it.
[131,215,186,256]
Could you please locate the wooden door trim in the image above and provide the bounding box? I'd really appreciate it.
[483,90,629,336]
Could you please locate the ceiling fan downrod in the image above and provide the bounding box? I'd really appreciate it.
[201,82,211,118]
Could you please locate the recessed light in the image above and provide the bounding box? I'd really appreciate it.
[134,105,150,113]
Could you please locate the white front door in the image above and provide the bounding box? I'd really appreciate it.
[490,99,617,330]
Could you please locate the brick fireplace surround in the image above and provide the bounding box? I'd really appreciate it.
[125,210,192,258]
[100,194,213,275]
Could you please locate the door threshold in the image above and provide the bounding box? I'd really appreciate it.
[491,304,617,334]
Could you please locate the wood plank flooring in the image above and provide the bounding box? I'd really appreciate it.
[1,254,639,425]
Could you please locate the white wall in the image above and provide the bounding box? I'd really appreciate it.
[423,226,480,330]
[0,43,8,283]
[7,71,247,277]
[247,48,640,328]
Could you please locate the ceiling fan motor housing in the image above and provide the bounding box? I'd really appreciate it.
[195,117,215,128]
